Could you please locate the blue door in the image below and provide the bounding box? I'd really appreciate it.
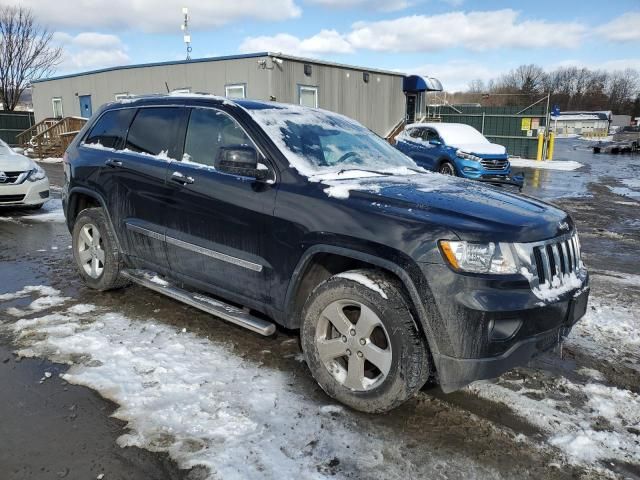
[79,95,93,118]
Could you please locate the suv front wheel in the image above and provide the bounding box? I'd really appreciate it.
[72,207,129,291]
[301,269,431,413]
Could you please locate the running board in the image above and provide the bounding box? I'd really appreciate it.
[121,270,276,336]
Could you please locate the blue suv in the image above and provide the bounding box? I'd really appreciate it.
[395,123,523,188]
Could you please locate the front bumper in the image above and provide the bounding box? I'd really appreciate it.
[419,263,589,392]
[0,177,50,206]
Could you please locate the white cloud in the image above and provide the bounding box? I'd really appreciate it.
[12,0,302,33]
[53,32,131,72]
[405,60,508,92]
[306,0,409,12]
[239,30,353,57]
[347,9,587,52]
[596,13,640,42]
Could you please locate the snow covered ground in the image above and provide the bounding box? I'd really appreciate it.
[1,271,639,478]
[509,158,584,171]
[0,198,65,223]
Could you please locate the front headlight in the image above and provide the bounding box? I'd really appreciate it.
[27,165,47,182]
[439,240,518,274]
[456,150,481,162]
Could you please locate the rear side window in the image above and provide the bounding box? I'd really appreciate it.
[183,108,252,167]
[125,107,187,159]
[85,109,135,149]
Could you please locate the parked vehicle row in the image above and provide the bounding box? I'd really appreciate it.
[63,95,589,412]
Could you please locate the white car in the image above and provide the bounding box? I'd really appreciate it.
[0,139,49,209]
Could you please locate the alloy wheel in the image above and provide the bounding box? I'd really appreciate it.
[77,223,105,279]
[315,299,392,391]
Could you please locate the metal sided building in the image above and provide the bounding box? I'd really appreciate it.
[30,52,435,139]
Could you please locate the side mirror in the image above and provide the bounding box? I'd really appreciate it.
[12,147,25,154]
[216,146,268,180]
[429,139,442,146]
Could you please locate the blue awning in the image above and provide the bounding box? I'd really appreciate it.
[403,75,443,92]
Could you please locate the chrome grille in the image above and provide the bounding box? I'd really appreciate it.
[480,159,509,171]
[0,171,28,185]
[515,232,583,290]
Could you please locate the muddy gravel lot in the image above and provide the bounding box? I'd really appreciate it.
[1,140,639,479]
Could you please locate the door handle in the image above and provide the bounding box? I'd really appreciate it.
[105,158,122,168]
[171,171,195,185]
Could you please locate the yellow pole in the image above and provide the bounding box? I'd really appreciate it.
[547,132,555,161]
[536,133,544,161]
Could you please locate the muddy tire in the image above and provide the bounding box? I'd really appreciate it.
[72,207,129,291]
[439,161,457,176]
[301,269,431,413]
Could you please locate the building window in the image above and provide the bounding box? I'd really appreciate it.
[114,92,130,100]
[52,97,63,118]
[299,86,318,108]
[363,72,370,83]
[304,64,312,76]
[171,88,191,94]
[225,84,246,99]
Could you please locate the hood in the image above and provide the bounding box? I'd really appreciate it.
[0,151,35,171]
[448,142,506,156]
[322,173,570,242]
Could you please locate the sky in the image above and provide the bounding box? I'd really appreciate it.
[10,0,640,91]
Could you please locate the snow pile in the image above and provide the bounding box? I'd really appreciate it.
[0,199,65,223]
[336,271,388,299]
[36,157,63,164]
[568,296,640,366]
[473,377,640,466]
[508,159,583,171]
[1,288,500,479]
[1,285,70,317]
[83,142,174,162]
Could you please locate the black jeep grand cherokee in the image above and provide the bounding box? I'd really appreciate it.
[63,95,589,412]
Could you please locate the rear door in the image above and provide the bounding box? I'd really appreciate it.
[88,106,188,269]
[164,107,277,304]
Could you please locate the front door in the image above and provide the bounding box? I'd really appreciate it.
[406,94,417,123]
[164,107,277,304]
[79,95,93,118]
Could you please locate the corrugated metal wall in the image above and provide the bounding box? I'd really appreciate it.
[31,55,406,138]
[270,59,406,137]
[31,56,271,122]
[0,111,34,145]
[436,105,548,158]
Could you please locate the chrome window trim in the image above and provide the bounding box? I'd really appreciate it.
[125,222,263,273]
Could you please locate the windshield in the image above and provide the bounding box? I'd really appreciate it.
[434,124,489,146]
[244,103,419,177]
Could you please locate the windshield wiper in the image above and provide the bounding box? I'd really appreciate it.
[336,168,394,176]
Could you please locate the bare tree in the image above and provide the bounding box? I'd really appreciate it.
[0,6,62,111]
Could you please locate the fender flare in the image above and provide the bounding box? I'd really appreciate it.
[284,244,442,357]
[67,187,124,252]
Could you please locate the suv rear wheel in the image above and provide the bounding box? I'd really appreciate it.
[72,207,129,291]
[301,269,431,412]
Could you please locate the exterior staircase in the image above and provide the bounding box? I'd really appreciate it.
[16,116,87,158]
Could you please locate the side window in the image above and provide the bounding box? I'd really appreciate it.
[125,107,187,158]
[183,108,253,168]
[299,86,318,108]
[84,109,136,149]
[425,129,440,143]
[408,128,422,139]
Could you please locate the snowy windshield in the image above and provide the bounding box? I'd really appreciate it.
[433,124,490,146]
[244,103,418,177]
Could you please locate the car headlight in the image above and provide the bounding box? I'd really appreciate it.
[27,165,47,182]
[439,240,518,274]
[456,150,481,162]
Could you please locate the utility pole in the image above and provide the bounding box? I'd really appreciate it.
[181,7,192,60]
